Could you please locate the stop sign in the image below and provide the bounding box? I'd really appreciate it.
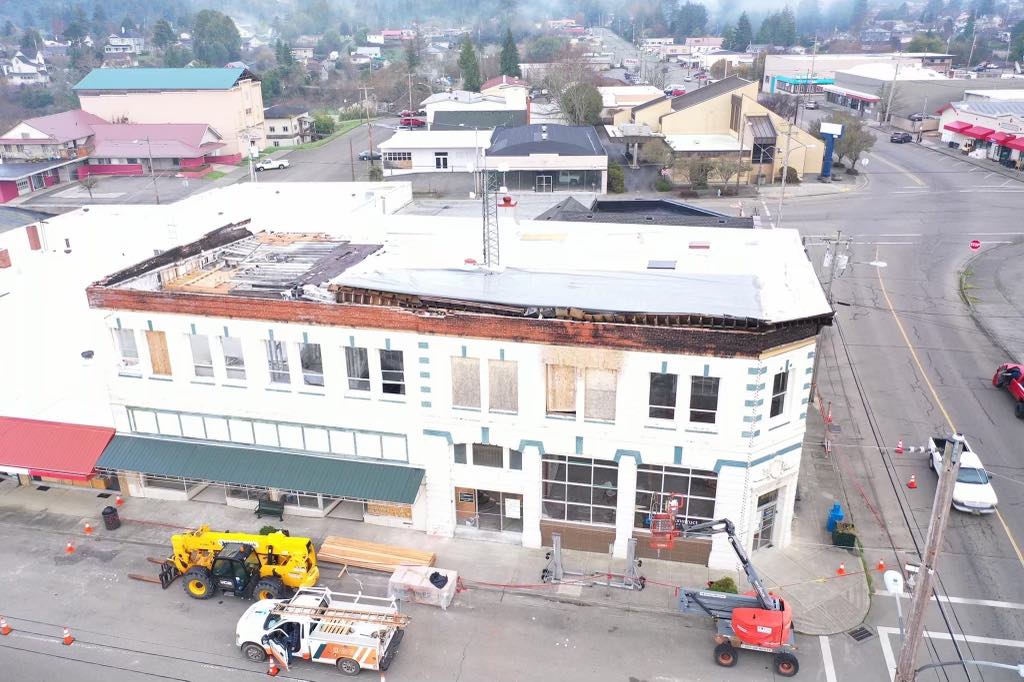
[970,239,982,251]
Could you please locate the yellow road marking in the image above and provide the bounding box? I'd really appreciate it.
[875,246,1024,568]
[871,154,926,187]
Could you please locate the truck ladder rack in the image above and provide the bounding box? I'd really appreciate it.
[270,603,411,629]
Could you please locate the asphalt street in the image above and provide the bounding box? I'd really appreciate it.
[262,121,396,184]
[776,120,1024,681]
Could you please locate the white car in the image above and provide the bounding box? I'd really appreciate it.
[929,438,997,514]
[255,159,290,171]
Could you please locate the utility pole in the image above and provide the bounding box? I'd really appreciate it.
[349,138,356,181]
[894,434,965,682]
[360,84,376,167]
[884,57,901,123]
[966,32,978,70]
[777,123,794,224]
[406,73,414,112]
[144,137,160,204]
[916,95,928,143]
[736,115,747,195]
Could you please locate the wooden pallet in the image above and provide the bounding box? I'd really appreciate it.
[318,536,436,573]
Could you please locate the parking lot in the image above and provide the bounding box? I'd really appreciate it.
[22,172,238,208]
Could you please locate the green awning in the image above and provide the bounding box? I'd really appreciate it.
[98,435,423,504]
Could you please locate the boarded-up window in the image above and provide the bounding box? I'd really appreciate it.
[585,369,617,421]
[546,365,577,416]
[146,330,172,376]
[488,360,518,413]
[451,357,481,408]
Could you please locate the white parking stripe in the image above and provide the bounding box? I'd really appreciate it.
[877,626,1024,681]
[875,591,1024,610]
[820,636,838,682]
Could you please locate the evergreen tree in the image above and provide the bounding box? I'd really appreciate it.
[499,28,522,77]
[734,12,753,51]
[153,19,176,48]
[672,2,709,40]
[796,0,822,35]
[779,7,797,46]
[721,25,737,50]
[2,20,14,38]
[19,28,43,54]
[120,15,137,32]
[849,0,868,32]
[458,39,482,91]
[973,0,994,17]
[920,0,943,22]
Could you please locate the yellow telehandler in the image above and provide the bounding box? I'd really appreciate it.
[155,525,320,601]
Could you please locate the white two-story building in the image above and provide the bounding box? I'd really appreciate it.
[86,215,831,569]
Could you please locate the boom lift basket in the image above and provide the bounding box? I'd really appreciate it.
[648,494,685,550]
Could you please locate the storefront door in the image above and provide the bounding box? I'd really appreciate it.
[535,175,553,192]
[753,490,778,550]
[454,487,523,533]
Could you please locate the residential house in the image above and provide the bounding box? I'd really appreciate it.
[290,44,316,63]
[82,123,226,177]
[74,67,266,159]
[698,50,755,72]
[0,110,103,161]
[83,205,830,570]
[480,75,528,96]
[378,129,490,175]
[486,124,608,193]
[305,59,330,82]
[2,51,49,86]
[42,42,69,59]
[105,30,146,55]
[630,76,824,184]
[684,36,724,55]
[263,105,314,146]
[354,45,382,59]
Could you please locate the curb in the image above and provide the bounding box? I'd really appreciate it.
[916,142,1024,185]
[960,243,1021,364]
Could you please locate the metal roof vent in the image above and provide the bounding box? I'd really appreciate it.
[647,259,676,270]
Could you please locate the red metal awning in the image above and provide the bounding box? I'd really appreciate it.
[962,126,996,139]
[0,417,114,481]
[1006,138,1024,152]
[943,120,972,133]
[988,131,1016,144]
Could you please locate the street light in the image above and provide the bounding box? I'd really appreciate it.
[130,137,160,204]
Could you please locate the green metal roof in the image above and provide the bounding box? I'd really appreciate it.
[74,68,248,92]
[98,435,424,504]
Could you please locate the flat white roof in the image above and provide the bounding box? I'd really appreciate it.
[966,89,1024,100]
[664,134,742,152]
[378,130,492,150]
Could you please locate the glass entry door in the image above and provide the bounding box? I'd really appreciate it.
[535,175,553,192]
[753,490,778,550]
[455,487,523,532]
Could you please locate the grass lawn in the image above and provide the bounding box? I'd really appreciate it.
[204,171,227,180]
[272,120,366,152]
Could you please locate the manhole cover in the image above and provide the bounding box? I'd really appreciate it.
[97,493,112,498]
[829,424,842,433]
[847,626,874,642]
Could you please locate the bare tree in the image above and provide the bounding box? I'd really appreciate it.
[80,175,99,200]
[758,93,798,120]
[649,65,670,90]
[713,156,752,185]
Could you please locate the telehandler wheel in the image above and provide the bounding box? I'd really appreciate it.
[336,657,361,676]
[1015,402,1024,419]
[714,642,738,667]
[241,642,267,663]
[774,652,799,677]
[183,567,215,599]
[254,576,287,601]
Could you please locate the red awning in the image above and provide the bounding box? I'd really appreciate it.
[0,417,114,481]
[988,131,1016,144]
[943,120,972,133]
[962,126,996,140]
[1007,138,1024,152]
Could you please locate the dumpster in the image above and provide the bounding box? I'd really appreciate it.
[102,505,121,530]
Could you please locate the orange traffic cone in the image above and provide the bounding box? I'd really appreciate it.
[837,562,846,576]
[1,616,11,636]
[876,559,886,572]
[115,495,124,507]
[266,657,279,676]
[907,475,917,489]
[895,439,905,454]
[84,522,94,536]
[65,541,75,554]
[62,626,74,646]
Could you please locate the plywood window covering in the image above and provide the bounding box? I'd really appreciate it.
[584,368,617,421]
[366,502,413,519]
[488,360,518,413]
[450,357,481,408]
[546,364,577,416]
[146,330,172,376]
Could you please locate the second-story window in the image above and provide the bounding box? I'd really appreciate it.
[488,360,518,413]
[770,370,789,418]
[113,328,140,371]
[265,339,290,384]
[380,349,406,395]
[584,369,617,421]
[451,357,481,408]
[649,372,677,419]
[689,376,720,424]
[299,342,324,386]
[220,337,246,380]
[345,347,370,391]
[188,334,214,378]
[546,364,576,417]
[146,331,172,376]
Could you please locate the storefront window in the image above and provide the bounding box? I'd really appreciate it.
[634,465,718,530]
[541,454,618,526]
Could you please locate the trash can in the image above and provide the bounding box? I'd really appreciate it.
[101,505,121,531]
[825,502,844,533]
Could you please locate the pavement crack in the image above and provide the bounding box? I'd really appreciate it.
[453,633,473,682]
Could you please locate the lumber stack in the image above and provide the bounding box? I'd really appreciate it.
[318,535,436,573]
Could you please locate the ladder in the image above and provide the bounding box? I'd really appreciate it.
[271,602,411,629]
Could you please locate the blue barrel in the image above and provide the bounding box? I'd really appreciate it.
[826,502,844,533]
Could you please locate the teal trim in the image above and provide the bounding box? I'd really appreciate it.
[385,338,391,351]
[747,366,767,375]
[661,361,668,374]
[418,357,430,364]
[223,325,229,338]
[313,643,327,660]
[499,348,505,361]
[190,323,197,335]
[481,427,490,444]
[673,446,683,465]
[268,329,274,340]
[803,382,811,390]
[517,439,545,454]
[805,367,814,374]
[785,359,790,372]
[613,450,642,464]
[461,345,467,358]
[302,331,309,344]
[742,415,762,424]
[348,335,355,347]
[703,364,710,377]
[801,397,809,405]
[421,401,432,408]
[147,320,154,331]
[744,399,764,407]
[807,350,816,359]
[419,386,431,394]
[799,412,807,419]
[712,441,801,473]
[116,317,122,329]
[419,371,431,379]
[423,429,454,445]
[575,436,584,454]
[741,430,761,439]
[417,341,429,349]
[746,383,766,392]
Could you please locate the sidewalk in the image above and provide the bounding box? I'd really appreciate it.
[918,138,1024,184]
[964,240,1024,363]
[0,473,869,635]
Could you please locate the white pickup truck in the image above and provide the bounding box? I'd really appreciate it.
[927,436,998,514]
[236,586,408,676]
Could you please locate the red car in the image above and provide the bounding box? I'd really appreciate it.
[992,363,1024,418]
[399,117,426,128]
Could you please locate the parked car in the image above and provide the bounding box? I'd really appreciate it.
[928,436,998,514]
[664,88,686,97]
[803,100,817,110]
[358,149,382,161]
[992,363,1024,418]
[683,76,694,82]
[399,117,426,128]
[890,132,913,143]
[255,158,290,171]
[398,110,416,118]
